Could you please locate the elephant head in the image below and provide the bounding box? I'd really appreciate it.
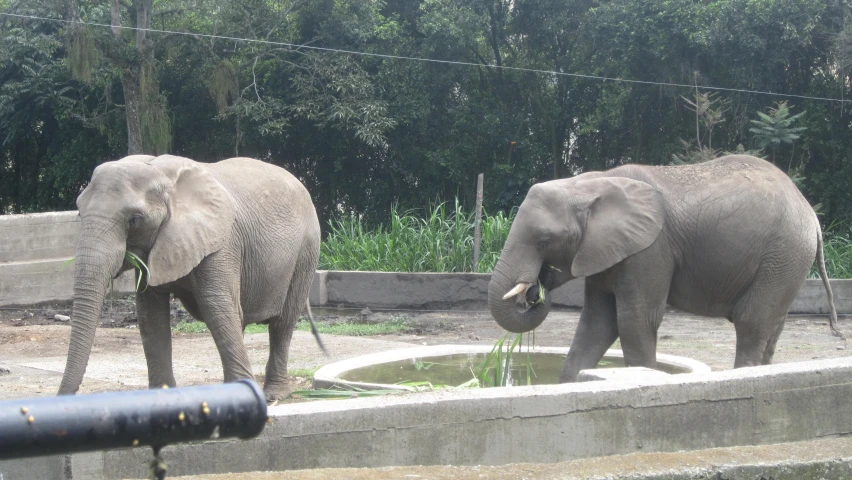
[58,155,236,394]
[488,176,665,333]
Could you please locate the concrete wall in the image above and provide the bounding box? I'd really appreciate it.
[321,270,852,314]
[0,212,135,307]
[2,211,850,315]
[3,356,852,479]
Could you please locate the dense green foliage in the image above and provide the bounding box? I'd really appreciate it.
[319,200,512,272]
[320,203,852,278]
[2,0,852,235]
[816,224,852,279]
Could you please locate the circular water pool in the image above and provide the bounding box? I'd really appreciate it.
[313,345,711,391]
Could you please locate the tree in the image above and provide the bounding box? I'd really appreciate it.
[671,87,728,165]
[749,101,805,168]
[66,0,170,155]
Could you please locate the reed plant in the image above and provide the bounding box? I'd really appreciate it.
[319,199,514,273]
[473,332,536,387]
[812,222,852,279]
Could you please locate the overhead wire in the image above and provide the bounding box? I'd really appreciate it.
[1,11,851,103]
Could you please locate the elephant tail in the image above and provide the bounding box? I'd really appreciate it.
[816,224,845,340]
[305,301,329,356]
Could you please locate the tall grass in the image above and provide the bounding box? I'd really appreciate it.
[812,222,852,279]
[473,332,536,387]
[320,199,514,273]
[321,202,852,278]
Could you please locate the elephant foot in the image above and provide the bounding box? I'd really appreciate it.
[263,383,293,404]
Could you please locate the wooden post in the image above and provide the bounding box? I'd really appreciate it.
[473,173,484,272]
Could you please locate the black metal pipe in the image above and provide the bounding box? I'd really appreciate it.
[0,380,268,460]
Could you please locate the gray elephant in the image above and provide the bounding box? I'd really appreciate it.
[59,154,323,401]
[489,154,842,382]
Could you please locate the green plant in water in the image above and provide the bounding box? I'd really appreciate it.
[473,332,536,388]
[414,361,446,371]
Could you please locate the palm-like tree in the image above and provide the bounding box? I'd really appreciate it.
[749,101,805,167]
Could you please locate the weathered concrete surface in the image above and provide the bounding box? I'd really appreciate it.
[5,356,851,479]
[321,271,848,314]
[308,270,327,306]
[322,270,585,310]
[0,211,80,263]
[323,271,491,310]
[0,211,135,307]
[790,278,852,314]
[168,437,852,479]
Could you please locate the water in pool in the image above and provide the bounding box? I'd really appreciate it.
[337,352,679,387]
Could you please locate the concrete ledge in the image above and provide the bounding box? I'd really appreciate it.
[5,356,851,479]
[318,271,848,314]
[0,211,80,263]
[323,271,492,310]
[791,279,852,314]
[0,259,136,307]
[172,437,852,479]
[321,270,585,310]
[308,270,327,306]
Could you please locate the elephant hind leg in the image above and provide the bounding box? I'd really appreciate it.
[761,320,786,365]
[264,245,318,402]
[732,297,789,368]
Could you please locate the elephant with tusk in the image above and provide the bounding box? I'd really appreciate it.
[488,154,843,383]
[59,154,325,402]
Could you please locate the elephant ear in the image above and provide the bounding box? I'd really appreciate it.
[570,177,664,278]
[146,155,236,286]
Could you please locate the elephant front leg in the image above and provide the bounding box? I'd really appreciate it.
[615,299,665,370]
[560,290,618,382]
[194,263,255,384]
[137,288,177,388]
[200,302,255,383]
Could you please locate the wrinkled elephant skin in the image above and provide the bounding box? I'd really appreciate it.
[488,155,842,382]
[59,155,321,402]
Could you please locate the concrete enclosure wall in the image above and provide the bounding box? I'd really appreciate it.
[2,211,851,315]
[0,212,135,307]
[3,356,852,478]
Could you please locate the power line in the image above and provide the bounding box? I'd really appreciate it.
[2,11,851,103]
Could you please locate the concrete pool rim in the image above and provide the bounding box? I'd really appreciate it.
[312,344,713,391]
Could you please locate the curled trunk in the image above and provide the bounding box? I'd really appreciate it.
[58,229,125,395]
[488,260,552,334]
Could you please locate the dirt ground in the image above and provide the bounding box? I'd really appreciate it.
[0,295,849,401]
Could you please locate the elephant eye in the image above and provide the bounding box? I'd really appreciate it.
[536,240,549,251]
[129,214,143,228]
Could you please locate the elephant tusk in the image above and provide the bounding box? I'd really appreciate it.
[502,282,532,300]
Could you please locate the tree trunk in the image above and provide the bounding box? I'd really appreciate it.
[123,71,144,154]
[109,0,154,155]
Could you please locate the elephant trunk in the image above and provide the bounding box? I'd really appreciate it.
[58,227,126,395]
[488,257,552,334]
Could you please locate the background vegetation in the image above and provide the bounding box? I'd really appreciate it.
[315,203,852,278]
[2,0,852,270]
